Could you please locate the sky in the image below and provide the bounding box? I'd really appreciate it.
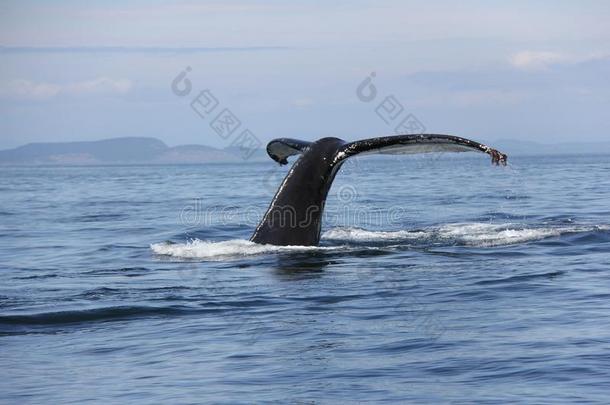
[0,0,609,149]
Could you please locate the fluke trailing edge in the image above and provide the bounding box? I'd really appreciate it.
[250,134,507,246]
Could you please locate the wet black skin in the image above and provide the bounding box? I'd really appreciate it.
[250,137,346,246]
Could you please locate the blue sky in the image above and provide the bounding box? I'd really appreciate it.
[0,0,609,149]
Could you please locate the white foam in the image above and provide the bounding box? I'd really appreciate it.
[435,223,561,247]
[151,239,327,260]
[321,227,428,241]
[152,223,609,260]
[321,223,610,247]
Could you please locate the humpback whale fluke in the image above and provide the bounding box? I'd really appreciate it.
[251,134,507,246]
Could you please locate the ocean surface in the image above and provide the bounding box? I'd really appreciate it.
[1,153,610,403]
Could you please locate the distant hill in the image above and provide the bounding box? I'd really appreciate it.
[0,137,267,165]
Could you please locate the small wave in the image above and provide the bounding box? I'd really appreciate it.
[151,239,328,260]
[322,223,610,247]
[0,305,190,326]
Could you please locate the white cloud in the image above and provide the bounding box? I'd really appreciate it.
[0,79,61,100]
[0,77,132,100]
[291,98,314,108]
[451,90,526,106]
[509,51,609,70]
[509,51,568,70]
[64,77,132,95]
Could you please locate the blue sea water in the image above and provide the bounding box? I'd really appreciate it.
[1,154,610,403]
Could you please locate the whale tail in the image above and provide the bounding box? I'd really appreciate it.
[267,134,507,167]
[251,134,507,246]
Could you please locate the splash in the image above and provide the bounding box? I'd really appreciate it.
[151,239,328,260]
[322,223,610,247]
[152,223,609,259]
[321,227,429,241]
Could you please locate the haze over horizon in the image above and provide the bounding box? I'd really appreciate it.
[1,0,609,150]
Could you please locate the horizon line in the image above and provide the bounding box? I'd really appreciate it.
[2,135,610,153]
